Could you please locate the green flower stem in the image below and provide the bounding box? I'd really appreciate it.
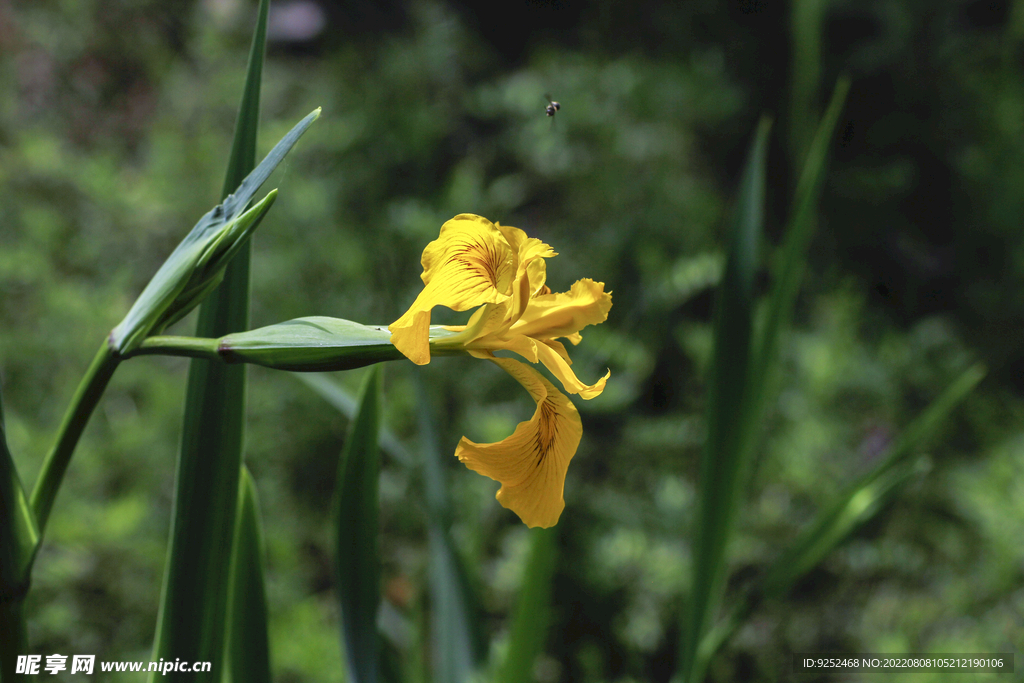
[0,598,28,683]
[30,343,120,536]
[130,335,224,362]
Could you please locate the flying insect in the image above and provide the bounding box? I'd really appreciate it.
[545,94,560,118]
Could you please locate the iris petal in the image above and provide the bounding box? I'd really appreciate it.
[455,358,582,528]
[389,214,516,364]
[511,279,612,342]
[507,231,555,326]
[535,342,610,399]
[391,214,611,527]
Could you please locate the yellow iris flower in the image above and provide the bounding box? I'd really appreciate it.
[389,214,611,528]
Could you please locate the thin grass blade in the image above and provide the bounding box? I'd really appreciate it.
[678,118,771,683]
[761,362,985,596]
[693,364,984,670]
[223,466,272,683]
[334,366,383,683]
[149,2,270,680]
[752,77,850,397]
[495,527,559,683]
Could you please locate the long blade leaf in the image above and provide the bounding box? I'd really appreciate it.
[678,83,850,680]
[334,366,383,683]
[223,466,272,683]
[680,80,850,683]
[753,77,850,396]
[299,371,483,683]
[149,2,270,680]
[678,118,771,683]
[495,528,559,683]
[694,364,985,670]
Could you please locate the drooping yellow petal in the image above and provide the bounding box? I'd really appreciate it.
[454,357,582,528]
[535,341,610,399]
[511,279,612,342]
[390,214,516,364]
[542,338,572,363]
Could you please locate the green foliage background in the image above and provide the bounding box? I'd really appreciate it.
[1,0,1022,681]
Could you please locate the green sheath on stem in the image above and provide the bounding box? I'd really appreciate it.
[131,319,465,371]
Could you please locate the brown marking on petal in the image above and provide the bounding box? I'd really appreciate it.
[534,397,559,465]
[445,240,504,289]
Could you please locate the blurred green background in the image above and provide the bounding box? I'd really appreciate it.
[1,0,1022,681]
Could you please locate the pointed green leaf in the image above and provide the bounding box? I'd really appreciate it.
[149,2,272,681]
[334,366,383,683]
[753,77,850,397]
[297,372,482,682]
[679,118,770,683]
[679,81,851,683]
[224,467,272,683]
[221,0,267,200]
[110,104,317,354]
[789,0,827,167]
[495,528,559,683]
